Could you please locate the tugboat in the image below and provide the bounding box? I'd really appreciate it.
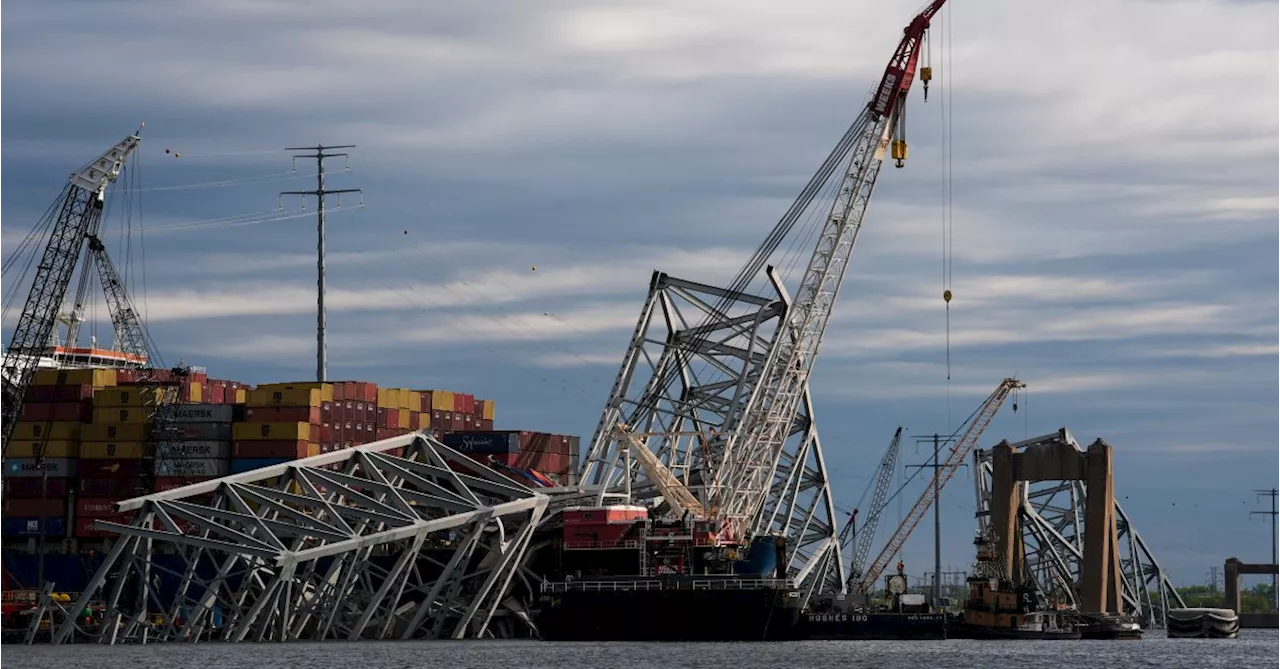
[947,530,1080,640]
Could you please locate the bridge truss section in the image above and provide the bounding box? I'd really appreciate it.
[48,433,548,644]
[973,429,1185,628]
[578,271,844,603]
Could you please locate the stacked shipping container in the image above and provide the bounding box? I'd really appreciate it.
[2,368,591,549]
[440,430,578,485]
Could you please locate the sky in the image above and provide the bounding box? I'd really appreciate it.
[2,0,1277,589]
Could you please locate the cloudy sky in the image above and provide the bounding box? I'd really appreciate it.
[3,0,1277,587]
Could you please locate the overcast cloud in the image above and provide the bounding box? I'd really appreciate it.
[3,0,1277,585]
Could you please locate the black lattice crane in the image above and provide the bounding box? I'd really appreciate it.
[1,130,189,495]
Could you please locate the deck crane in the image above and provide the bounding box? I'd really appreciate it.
[854,377,1024,594]
[1,129,190,495]
[705,0,950,542]
[848,426,904,587]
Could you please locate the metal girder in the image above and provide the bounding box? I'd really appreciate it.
[973,430,1185,628]
[579,271,843,604]
[45,433,548,644]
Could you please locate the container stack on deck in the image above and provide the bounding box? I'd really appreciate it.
[2,368,580,554]
[235,383,327,473]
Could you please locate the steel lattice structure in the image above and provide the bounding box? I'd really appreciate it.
[45,433,548,644]
[579,271,844,603]
[973,429,1186,628]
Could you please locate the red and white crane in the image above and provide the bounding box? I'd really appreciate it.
[707,0,951,540]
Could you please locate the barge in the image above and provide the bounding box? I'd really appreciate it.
[533,505,804,641]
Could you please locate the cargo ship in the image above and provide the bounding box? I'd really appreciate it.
[1,363,580,605]
[533,505,805,641]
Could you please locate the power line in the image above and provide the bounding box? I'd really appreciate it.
[280,144,363,383]
[909,432,960,610]
[1250,487,1278,608]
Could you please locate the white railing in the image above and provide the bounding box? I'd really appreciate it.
[541,578,792,593]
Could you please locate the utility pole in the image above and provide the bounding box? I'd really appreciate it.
[909,432,960,610]
[281,145,362,382]
[1250,487,1278,608]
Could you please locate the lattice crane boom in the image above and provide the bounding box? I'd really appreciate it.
[711,0,950,538]
[855,377,1024,593]
[1,133,142,452]
[850,426,904,583]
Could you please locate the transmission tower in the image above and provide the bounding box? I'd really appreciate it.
[280,144,363,382]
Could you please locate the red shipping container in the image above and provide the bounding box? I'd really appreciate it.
[319,422,332,443]
[80,459,142,479]
[321,401,333,422]
[377,407,389,426]
[245,406,278,421]
[274,406,321,423]
[5,497,67,517]
[154,478,218,496]
[479,418,495,431]
[234,439,311,459]
[332,383,346,402]
[78,497,122,518]
[6,477,70,498]
[76,517,125,538]
[25,383,95,403]
[77,476,135,498]
[330,381,376,403]
[462,394,476,416]
[209,384,226,404]
[20,400,91,423]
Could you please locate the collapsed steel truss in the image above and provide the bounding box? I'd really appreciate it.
[579,271,844,603]
[973,429,1185,628]
[45,433,548,644]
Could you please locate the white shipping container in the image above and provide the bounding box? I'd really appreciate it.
[158,441,232,459]
[156,457,230,478]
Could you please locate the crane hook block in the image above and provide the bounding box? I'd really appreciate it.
[943,289,952,303]
[891,139,907,168]
[920,66,933,83]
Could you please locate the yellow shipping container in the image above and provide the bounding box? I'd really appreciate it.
[481,399,495,421]
[188,381,203,403]
[396,410,411,430]
[6,440,79,459]
[33,368,118,387]
[94,386,177,408]
[431,390,453,411]
[246,387,322,408]
[232,421,311,441]
[257,382,334,403]
[413,411,431,430]
[83,423,148,442]
[10,421,82,441]
[231,388,248,403]
[81,441,147,459]
[408,391,422,412]
[92,407,153,425]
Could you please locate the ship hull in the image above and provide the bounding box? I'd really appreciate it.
[947,616,1081,640]
[803,612,947,640]
[536,585,804,641]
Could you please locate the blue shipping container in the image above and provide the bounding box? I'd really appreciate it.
[229,458,292,475]
[3,516,68,538]
[442,431,519,454]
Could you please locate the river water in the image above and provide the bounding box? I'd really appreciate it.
[6,630,1277,668]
